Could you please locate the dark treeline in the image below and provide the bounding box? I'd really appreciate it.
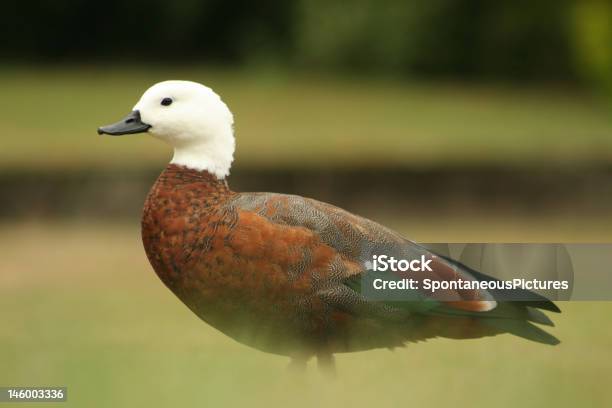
[2,0,611,84]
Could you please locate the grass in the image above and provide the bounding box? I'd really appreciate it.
[1,220,611,407]
[1,66,611,406]
[0,66,611,171]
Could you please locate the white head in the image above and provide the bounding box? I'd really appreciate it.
[98,80,235,179]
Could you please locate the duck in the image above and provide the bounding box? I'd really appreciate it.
[97,80,560,371]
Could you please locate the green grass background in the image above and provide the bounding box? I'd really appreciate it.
[1,68,612,407]
[1,67,612,170]
[1,221,610,408]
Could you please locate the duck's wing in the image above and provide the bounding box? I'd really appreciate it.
[228,192,560,345]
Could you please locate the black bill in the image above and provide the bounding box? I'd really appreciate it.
[97,110,151,135]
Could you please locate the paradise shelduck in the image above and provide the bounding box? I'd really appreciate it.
[98,80,560,371]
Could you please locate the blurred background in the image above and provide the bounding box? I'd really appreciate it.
[1,1,611,407]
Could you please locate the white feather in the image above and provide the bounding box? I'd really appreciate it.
[133,80,235,179]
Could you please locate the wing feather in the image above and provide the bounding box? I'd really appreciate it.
[228,192,560,345]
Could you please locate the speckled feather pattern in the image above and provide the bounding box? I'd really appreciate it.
[141,165,512,357]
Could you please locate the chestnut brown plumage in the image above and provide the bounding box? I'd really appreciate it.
[140,164,559,369]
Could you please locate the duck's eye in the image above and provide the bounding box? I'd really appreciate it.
[161,97,173,106]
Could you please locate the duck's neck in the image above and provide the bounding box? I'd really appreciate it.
[170,138,235,180]
[157,164,233,195]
